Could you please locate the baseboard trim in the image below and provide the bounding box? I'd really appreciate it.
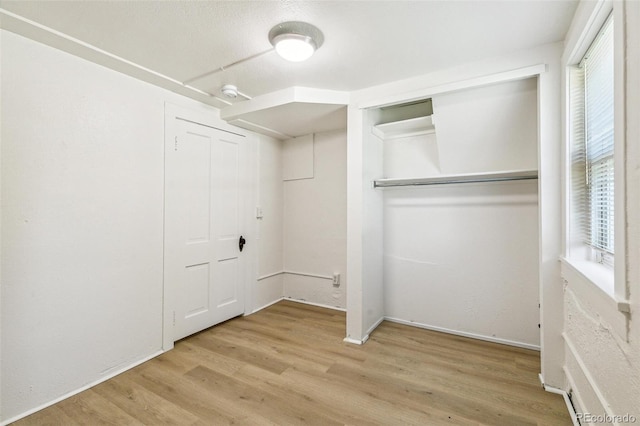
[256,271,284,281]
[257,270,334,282]
[247,297,284,315]
[364,316,385,341]
[247,296,346,316]
[1,350,164,426]
[384,316,540,351]
[343,337,366,345]
[282,297,346,312]
[342,316,384,345]
[539,373,580,426]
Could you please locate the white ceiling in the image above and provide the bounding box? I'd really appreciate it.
[0,0,578,137]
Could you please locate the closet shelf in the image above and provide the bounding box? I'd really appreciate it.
[373,169,538,188]
[372,115,435,139]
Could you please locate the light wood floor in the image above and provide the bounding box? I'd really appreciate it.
[14,301,570,425]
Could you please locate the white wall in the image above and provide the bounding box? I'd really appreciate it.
[561,0,640,420]
[433,78,538,174]
[0,30,264,423]
[283,130,347,309]
[253,134,284,312]
[384,181,539,348]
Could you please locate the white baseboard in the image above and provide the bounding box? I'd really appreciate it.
[384,316,540,351]
[1,350,164,426]
[256,271,284,281]
[343,337,366,345]
[247,297,284,315]
[539,373,580,426]
[342,316,384,345]
[364,316,385,341]
[282,297,346,312]
[257,270,334,282]
[248,296,347,315]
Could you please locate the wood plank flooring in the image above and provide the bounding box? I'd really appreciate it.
[13,301,571,425]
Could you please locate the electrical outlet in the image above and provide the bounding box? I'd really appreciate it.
[332,273,340,287]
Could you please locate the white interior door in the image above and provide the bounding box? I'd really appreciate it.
[165,115,248,342]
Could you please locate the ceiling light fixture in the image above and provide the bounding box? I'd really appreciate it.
[268,21,324,62]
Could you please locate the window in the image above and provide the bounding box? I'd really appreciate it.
[570,14,614,265]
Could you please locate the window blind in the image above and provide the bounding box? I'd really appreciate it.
[575,15,614,255]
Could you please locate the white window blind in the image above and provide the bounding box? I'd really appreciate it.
[572,15,614,257]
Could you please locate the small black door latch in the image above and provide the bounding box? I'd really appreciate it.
[239,235,246,252]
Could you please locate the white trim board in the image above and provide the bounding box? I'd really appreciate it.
[256,271,284,281]
[384,317,541,351]
[343,337,366,345]
[364,316,385,342]
[247,297,284,315]
[0,350,164,426]
[539,374,580,426]
[343,316,384,346]
[282,297,346,312]
[247,296,347,316]
[563,332,617,422]
[257,270,334,281]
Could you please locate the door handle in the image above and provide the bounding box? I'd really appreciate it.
[239,236,246,252]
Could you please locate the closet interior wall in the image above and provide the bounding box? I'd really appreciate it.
[375,78,541,348]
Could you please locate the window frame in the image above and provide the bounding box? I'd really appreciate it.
[563,0,626,306]
[573,14,615,262]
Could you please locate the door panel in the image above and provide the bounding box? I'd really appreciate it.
[166,118,246,342]
[184,263,210,318]
[216,259,238,307]
[211,136,242,318]
[182,131,212,243]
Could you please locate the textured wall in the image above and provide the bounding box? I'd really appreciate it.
[563,283,639,419]
[283,130,347,309]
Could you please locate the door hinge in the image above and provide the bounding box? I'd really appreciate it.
[174,136,178,151]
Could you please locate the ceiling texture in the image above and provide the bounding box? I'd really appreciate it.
[0,0,579,138]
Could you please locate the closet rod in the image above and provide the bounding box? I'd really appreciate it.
[373,170,538,188]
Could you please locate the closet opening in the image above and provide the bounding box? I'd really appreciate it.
[356,77,541,350]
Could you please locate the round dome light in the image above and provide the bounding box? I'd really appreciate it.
[269,21,324,62]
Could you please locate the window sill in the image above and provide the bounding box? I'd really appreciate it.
[560,257,630,340]
[560,257,614,298]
